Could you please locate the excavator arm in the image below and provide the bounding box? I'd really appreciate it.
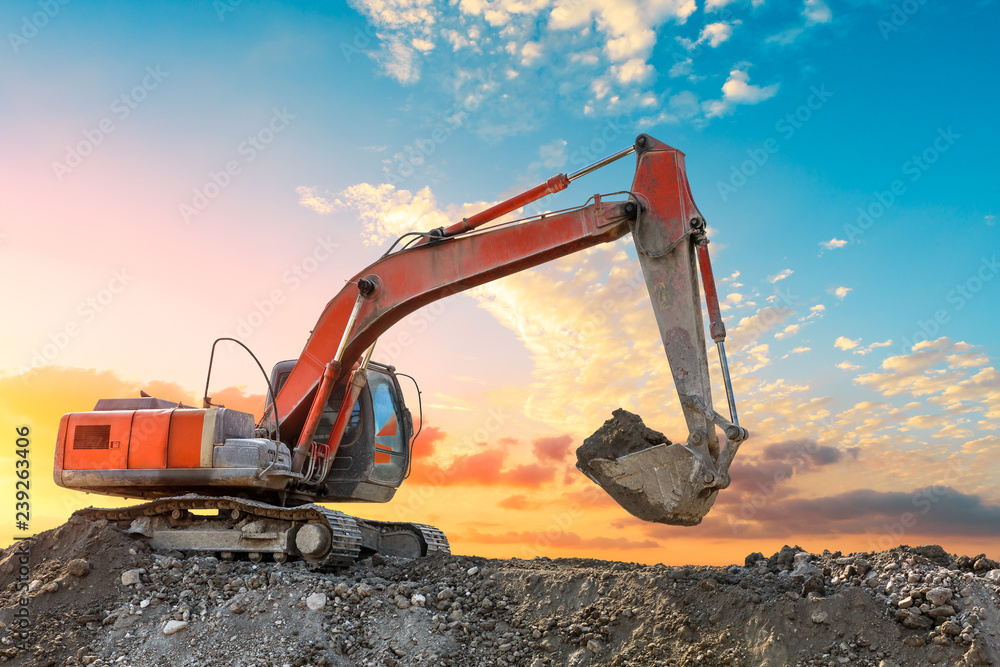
[272,133,749,526]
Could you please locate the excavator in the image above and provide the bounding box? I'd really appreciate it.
[53,134,749,566]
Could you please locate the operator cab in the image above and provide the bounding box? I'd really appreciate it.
[269,360,414,503]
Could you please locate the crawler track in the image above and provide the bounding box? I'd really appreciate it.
[75,494,449,568]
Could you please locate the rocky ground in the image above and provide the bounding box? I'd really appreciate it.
[0,516,998,666]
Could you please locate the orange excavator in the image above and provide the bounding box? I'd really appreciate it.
[54,134,749,565]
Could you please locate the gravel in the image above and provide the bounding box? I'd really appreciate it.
[0,518,998,666]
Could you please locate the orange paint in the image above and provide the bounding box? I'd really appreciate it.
[128,409,171,469]
[62,411,130,470]
[166,410,205,468]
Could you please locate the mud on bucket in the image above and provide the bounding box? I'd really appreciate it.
[576,409,721,527]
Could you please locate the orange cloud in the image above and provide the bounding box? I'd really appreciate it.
[532,434,573,461]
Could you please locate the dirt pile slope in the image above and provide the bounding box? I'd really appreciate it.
[1,517,998,666]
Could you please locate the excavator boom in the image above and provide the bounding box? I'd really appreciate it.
[273,133,748,525]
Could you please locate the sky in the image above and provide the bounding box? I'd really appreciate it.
[1,0,998,565]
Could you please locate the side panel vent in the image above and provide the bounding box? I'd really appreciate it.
[73,424,111,450]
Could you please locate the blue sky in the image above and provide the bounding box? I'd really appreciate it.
[2,0,998,560]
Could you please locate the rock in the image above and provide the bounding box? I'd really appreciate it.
[67,559,90,577]
[745,552,764,567]
[941,620,962,636]
[914,545,948,559]
[540,637,560,653]
[162,620,188,636]
[802,575,825,597]
[121,570,141,586]
[897,596,914,609]
[926,587,953,606]
[334,582,350,597]
[774,545,801,570]
[810,611,828,624]
[897,610,932,629]
[973,557,999,572]
[395,596,410,610]
[467,566,480,576]
[586,639,603,653]
[306,592,327,611]
[411,593,426,607]
[926,644,947,664]
[902,636,926,647]
[356,583,373,597]
[699,578,719,591]
[926,605,956,619]
[963,638,993,665]
[984,570,1000,583]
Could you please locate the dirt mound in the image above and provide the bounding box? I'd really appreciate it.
[1,519,998,666]
[575,409,672,471]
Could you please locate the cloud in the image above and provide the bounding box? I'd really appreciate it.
[762,439,851,467]
[769,268,793,283]
[802,0,832,25]
[533,434,573,461]
[831,286,852,299]
[854,339,893,356]
[774,324,800,340]
[704,68,780,117]
[743,486,1000,538]
[820,238,847,250]
[834,336,860,351]
[669,58,693,78]
[836,361,861,371]
[537,139,568,169]
[297,182,500,246]
[409,446,557,487]
[681,21,740,50]
[499,494,530,510]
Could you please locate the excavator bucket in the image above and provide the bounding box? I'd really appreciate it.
[576,410,722,526]
[576,135,748,526]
